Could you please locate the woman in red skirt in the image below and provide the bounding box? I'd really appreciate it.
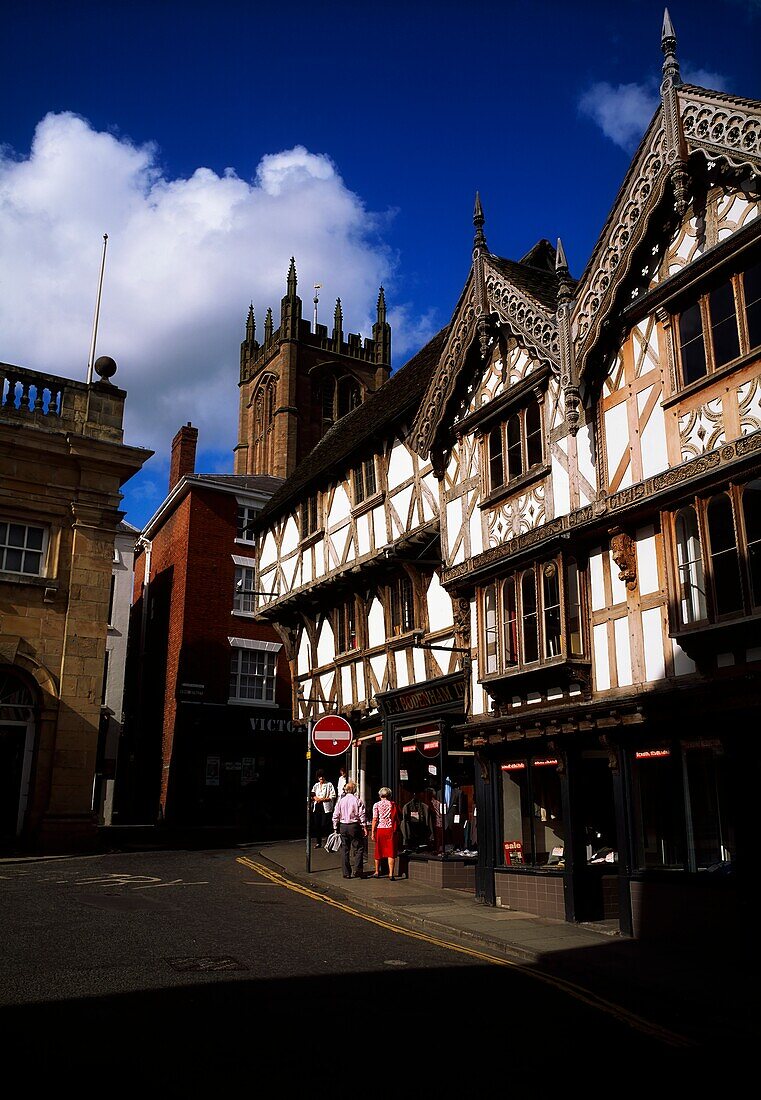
[370,787,400,879]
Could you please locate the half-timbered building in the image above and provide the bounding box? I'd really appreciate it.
[254,13,760,934]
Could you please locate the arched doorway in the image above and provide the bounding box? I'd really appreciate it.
[0,667,36,845]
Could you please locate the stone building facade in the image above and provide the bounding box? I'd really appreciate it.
[0,357,151,852]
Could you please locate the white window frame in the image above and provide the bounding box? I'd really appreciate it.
[228,637,282,706]
[236,500,259,545]
[0,519,48,578]
[232,555,258,616]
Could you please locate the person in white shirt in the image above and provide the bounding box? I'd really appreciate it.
[310,770,336,850]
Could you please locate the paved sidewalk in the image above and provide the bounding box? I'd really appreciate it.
[251,837,749,1047]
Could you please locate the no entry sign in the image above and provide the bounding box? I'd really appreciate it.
[312,715,353,757]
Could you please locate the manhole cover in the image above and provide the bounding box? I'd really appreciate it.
[166,956,248,973]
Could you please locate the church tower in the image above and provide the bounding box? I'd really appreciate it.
[234,260,391,478]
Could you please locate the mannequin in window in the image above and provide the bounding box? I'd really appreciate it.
[400,792,434,850]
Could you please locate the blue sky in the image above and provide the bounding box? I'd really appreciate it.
[2,0,760,529]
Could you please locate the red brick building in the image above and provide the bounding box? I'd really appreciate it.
[117,424,303,835]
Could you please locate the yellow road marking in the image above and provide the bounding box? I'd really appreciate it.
[236,856,693,1049]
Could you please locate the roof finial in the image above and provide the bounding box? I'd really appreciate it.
[332,297,343,350]
[555,238,569,275]
[660,7,689,216]
[264,306,273,343]
[376,286,387,324]
[473,191,487,252]
[661,8,681,87]
[246,302,255,343]
[287,256,297,296]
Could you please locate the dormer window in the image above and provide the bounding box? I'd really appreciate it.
[487,398,544,493]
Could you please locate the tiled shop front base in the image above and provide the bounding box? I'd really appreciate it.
[495,870,565,921]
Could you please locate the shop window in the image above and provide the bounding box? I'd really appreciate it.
[670,481,761,628]
[352,457,377,505]
[0,520,47,576]
[675,258,761,387]
[500,757,564,868]
[486,398,544,493]
[335,595,358,653]
[479,557,585,675]
[630,743,733,872]
[300,493,319,539]
[236,503,258,543]
[390,573,415,636]
[396,729,476,858]
[630,748,684,870]
[107,574,116,626]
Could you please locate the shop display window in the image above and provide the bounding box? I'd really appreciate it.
[630,742,733,872]
[500,757,564,868]
[396,726,476,857]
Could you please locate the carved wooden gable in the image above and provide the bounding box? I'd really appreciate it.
[573,86,761,383]
[409,260,558,461]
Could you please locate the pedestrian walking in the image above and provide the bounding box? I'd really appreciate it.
[337,765,348,798]
[332,779,368,878]
[310,770,336,849]
[370,787,400,879]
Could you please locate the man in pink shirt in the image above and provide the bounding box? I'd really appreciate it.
[332,780,368,879]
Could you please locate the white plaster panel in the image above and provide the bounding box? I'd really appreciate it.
[357,515,370,556]
[281,517,299,556]
[605,402,629,489]
[446,499,464,565]
[636,526,659,595]
[373,507,386,550]
[329,484,351,527]
[261,531,278,570]
[609,550,628,606]
[392,484,413,533]
[590,549,606,611]
[672,639,696,677]
[642,607,666,682]
[395,650,409,686]
[297,630,311,677]
[341,664,353,703]
[369,653,386,690]
[427,573,452,634]
[355,662,365,703]
[367,597,386,647]
[551,455,570,518]
[469,494,484,557]
[577,424,597,498]
[614,616,633,686]
[319,672,334,700]
[413,647,426,682]
[303,553,313,585]
[316,619,334,666]
[388,440,414,487]
[421,472,439,517]
[593,623,610,691]
[640,401,668,479]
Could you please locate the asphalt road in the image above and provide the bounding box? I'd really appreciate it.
[0,848,712,1084]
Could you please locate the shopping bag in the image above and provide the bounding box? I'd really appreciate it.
[324,831,342,853]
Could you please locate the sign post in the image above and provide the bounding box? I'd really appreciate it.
[306,718,313,873]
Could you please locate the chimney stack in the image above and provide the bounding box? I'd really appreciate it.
[169,422,198,492]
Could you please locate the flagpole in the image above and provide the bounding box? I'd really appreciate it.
[86,233,109,384]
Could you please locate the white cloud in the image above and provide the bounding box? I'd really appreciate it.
[579,81,659,151]
[0,113,413,495]
[579,67,728,152]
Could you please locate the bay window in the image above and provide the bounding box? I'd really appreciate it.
[479,557,585,675]
[670,480,761,628]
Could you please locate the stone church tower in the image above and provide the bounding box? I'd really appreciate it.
[234,259,391,478]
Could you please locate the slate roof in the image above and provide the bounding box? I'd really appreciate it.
[256,326,450,526]
[488,238,566,312]
[193,473,285,496]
